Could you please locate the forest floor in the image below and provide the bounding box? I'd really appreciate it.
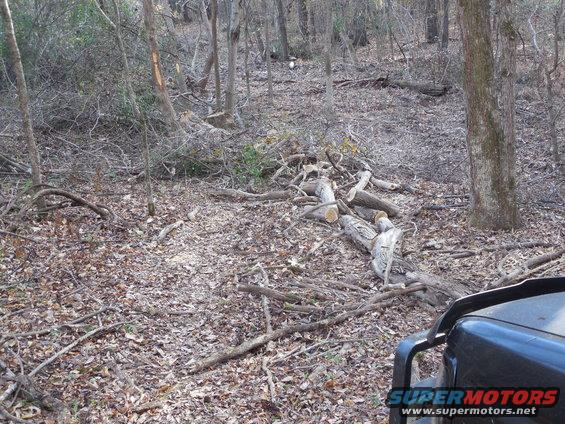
[1,42,564,424]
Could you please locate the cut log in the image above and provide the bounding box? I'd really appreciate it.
[300,178,339,223]
[347,189,401,217]
[371,227,403,281]
[354,207,388,223]
[347,170,372,202]
[339,214,378,251]
[334,77,449,97]
[370,177,401,191]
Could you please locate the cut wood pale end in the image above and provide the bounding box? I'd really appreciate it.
[312,178,339,223]
[347,170,372,202]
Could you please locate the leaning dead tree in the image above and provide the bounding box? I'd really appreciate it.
[143,0,183,133]
[0,0,45,211]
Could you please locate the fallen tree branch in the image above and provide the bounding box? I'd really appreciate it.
[484,248,565,290]
[155,220,184,243]
[1,306,113,340]
[188,285,424,373]
[31,189,112,219]
[0,322,124,406]
[211,188,291,201]
[334,77,449,96]
[0,403,36,424]
[440,241,556,259]
[238,284,301,303]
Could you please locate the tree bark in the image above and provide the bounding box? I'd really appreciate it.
[441,0,450,50]
[225,0,244,119]
[142,0,182,133]
[458,0,518,229]
[497,0,517,224]
[324,1,334,115]
[425,0,439,43]
[296,0,309,42]
[161,0,188,94]
[262,0,274,105]
[274,0,289,61]
[0,0,45,211]
[243,0,251,98]
[210,0,222,110]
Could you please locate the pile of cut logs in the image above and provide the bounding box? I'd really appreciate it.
[193,152,470,373]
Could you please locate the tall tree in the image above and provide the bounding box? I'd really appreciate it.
[142,0,182,132]
[0,0,45,210]
[296,0,309,43]
[425,0,439,43]
[210,0,222,110]
[458,0,518,229]
[275,0,289,61]
[497,0,517,208]
[94,0,156,216]
[440,0,449,50]
[324,1,334,115]
[262,0,274,105]
[225,0,244,119]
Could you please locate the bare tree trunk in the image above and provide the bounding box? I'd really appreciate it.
[547,0,564,172]
[441,0,449,49]
[96,0,156,216]
[309,6,317,41]
[211,0,222,110]
[275,0,289,61]
[142,0,182,132]
[162,0,188,94]
[324,2,334,115]
[425,0,439,43]
[243,0,251,98]
[262,0,274,105]
[296,0,309,42]
[225,0,243,118]
[0,0,45,211]
[458,0,518,229]
[385,0,394,56]
[497,0,517,220]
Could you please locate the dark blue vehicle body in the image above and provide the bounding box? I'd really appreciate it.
[389,277,565,424]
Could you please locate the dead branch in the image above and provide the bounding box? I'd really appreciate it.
[0,229,40,243]
[444,241,556,259]
[0,322,124,407]
[238,284,301,303]
[28,322,125,378]
[188,285,424,373]
[0,403,36,424]
[31,189,111,219]
[1,306,113,339]
[211,188,291,201]
[485,248,565,290]
[334,77,449,96]
[155,220,184,243]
